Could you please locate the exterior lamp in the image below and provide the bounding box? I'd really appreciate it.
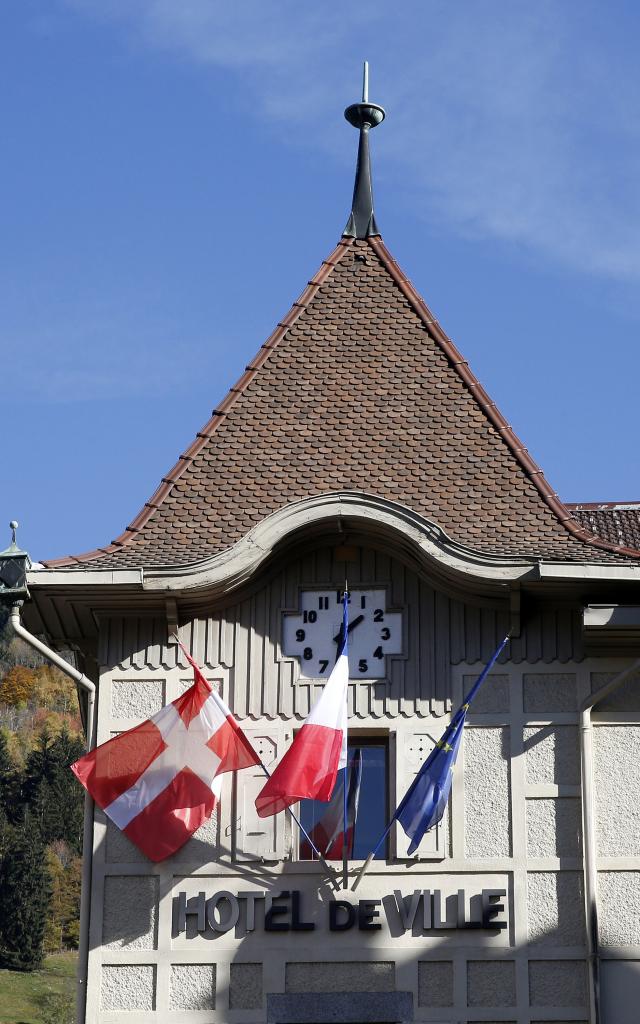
[0,521,32,603]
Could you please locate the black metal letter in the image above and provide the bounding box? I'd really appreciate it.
[265,891,291,932]
[291,890,315,931]
[358,899,382,931]
[329,900,356,931]
[481,888,507,931]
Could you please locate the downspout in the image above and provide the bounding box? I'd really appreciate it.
[10,604,96,1024]
[580,657,640,1024]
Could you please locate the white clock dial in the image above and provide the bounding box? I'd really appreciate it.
[282,588,403,680]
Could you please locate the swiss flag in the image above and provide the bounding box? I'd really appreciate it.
[72,645,260,861]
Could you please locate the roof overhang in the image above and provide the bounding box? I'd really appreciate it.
[582,604,640,655]
[27,492,640,603]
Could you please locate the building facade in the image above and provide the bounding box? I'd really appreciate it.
[7,82,640,1024]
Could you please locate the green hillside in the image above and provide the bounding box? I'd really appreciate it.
[0,953,77,1024]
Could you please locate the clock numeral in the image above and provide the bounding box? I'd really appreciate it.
[303,610,317,624]
[296,629,306,642]
[380,627,391,640]
[358,659,368,673]
[360,595,366,609]
[373,646,384,659]
[336,590,351,604]
[319,659,329,674]
[303,647,313,661]
[318,596,329,610]
[373,608,384,622]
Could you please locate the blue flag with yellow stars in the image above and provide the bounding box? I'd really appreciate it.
[395,633,510,855]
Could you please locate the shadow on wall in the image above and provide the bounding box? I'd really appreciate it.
[91,817,599,1023]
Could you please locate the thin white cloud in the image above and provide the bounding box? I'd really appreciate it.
[63,0,640,281]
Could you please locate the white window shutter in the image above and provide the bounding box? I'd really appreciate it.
[234,728,291,861]
[394,730,446,860]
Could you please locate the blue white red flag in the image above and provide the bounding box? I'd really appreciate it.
[255,593,350,818]
[300,749,363,860]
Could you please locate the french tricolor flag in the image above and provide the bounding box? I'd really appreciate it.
[71,645,260,861]
[255,594,350,818]
[300,748,363,860]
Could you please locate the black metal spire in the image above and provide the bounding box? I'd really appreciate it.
[343,62,385,239]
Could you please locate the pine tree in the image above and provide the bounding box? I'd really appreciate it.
[0,804,12,862]
[23,726,85,852]
[0,728,18,826]
[21,728,53,803]
[0,814,50,970]
[0,733,14,858]
[0,729,13,803]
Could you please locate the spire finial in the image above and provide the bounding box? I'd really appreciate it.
[343,62,385,240]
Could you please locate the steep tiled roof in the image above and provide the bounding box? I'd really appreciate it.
[566,503,640,553]
[43,236,640,569]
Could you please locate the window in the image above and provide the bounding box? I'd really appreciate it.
[299,738,388,861]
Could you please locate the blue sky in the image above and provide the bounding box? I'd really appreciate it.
[2,1,639,561]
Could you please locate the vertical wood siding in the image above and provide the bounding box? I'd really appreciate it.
[98,548,585,720]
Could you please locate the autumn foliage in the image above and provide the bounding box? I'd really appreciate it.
[0,665,37,706]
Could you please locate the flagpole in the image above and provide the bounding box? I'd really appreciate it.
[257,762,341,892]
[342,765,348,889]
[351,822,392,892]
[342,583,349,889]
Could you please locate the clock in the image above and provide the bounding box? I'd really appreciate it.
[282,588,403,680]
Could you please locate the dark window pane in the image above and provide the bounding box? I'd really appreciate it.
[299,741,387,861]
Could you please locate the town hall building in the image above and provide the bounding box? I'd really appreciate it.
[3,72,640,1024]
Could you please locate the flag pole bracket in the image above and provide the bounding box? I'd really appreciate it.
[166,600,179,644]
[509,585,521,638]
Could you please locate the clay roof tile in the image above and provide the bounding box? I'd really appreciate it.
[41,237,640,568]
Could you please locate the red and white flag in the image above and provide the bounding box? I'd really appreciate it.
[255,594,350,818]
[71,645,259,861]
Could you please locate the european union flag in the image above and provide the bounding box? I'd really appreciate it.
[394,633,510,855]
[396,712,466,855]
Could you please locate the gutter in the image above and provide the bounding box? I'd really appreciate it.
[580,657,640,1024]
[10,605,96,1024]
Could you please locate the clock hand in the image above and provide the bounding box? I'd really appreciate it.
[332,614,365,645]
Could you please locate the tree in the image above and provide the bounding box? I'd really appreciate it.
[33,665,78,715]
[0,728,14,803]
[44,842,82,953]
[0,815,50,970]
[0,804,12,862]
[23,727,85,852]
[0,728,19,827]
[0,664,36,706]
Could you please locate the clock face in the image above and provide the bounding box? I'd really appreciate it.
[282,588,403,680]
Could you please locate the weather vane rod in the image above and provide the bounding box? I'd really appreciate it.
[342,62,385,239]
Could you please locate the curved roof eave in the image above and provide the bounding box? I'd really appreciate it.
[28,492,640,605]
